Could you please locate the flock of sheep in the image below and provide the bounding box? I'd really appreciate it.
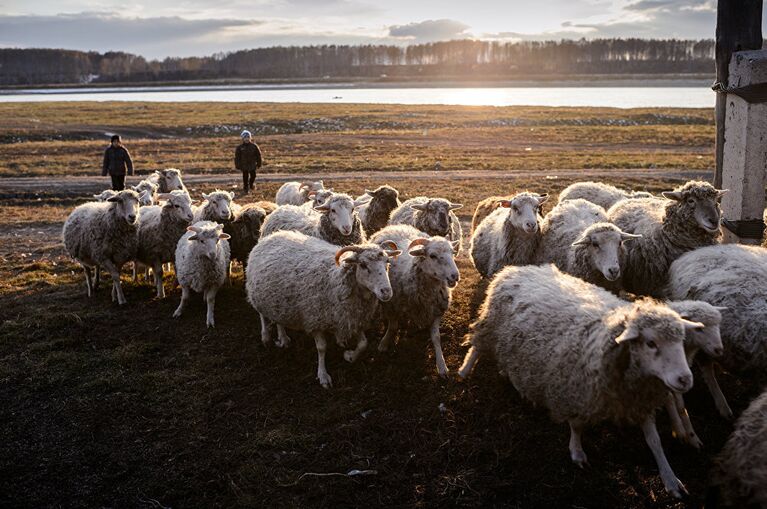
[61,169,766,506]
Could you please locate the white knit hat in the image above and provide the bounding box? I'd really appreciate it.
[241,130,252,139]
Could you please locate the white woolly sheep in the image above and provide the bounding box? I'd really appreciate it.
[131,179,159,206]
[135,190,194,298]
[357,185,401,235]
[667,243,767,375]
[173,221,231,328]
[536,199,609,268]
[193,190,235,224]
[709,388,767,508]
[246,231,399,388]
[459,264,702,498]
[63,190,141,305]
[559,181,654,210]
[275,180,324,206]
[663,300,725,449]
[469,192,548,278]
[147,168,187,193]
[607,180,726,297]
[370,225,460,377]
[389,197,463,248]
[261,193,366,246]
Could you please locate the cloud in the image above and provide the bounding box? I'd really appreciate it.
[388,19,471,41]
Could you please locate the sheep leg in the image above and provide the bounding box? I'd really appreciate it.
[313,332,332,388]
[81,263,93,298]
[173,286,190,318]
[102,260,127,305]
[665,392,687,442]
[204,287,218,328]
[674,392,702,449]
[458,346,479,379]
[153,262,165,299]
[568,421,588,467]
[378,318,398,352]
[259,313,273,345]
[93,265,100,290]
[640,415,687,499]
[430,318,449,377]
[698,357,733,419]
[344,331,369,363]
[276,324,292,348]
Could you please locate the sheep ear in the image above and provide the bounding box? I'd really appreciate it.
[353,198,368,208]
[620,232,642,241]
[157,193,172,200]
[571,235,591,247]
[682,319,705,331]
[448,202,463,210]
[450,240,460,253]
[380,240,398,251]
[411,203,428,211]
[154,170,162,176]
[93,194,102,199]
[662,191,683,201]
[409,246,427,257]
[385,250,402,260]
[228,191,235,199]
[188,234,198,241]
[716,189,729,200]
[202,193,210,200]
[107,195,121,203]
[498,200,512,208]
[714,306,728,312]
[130,185,139,191]
[314,204,330,213]
[615,324,640,344]
[364,189,374,196]
[536,194,549,204]
[187,225,201,233]
[218,233,231,240]
[342,254,359,265]
[308,191,318,198]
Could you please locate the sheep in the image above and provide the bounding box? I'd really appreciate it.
[559,181,654,210]
[301,188,334,209]
[193,190,235,224]
[275,180,324,206]
[131,179,159,205]
[357,185,401,235]
[663,301,725,449]
[607,181,726,297]
[388,196,463,248]
[469,192,548,278]
[458,264,701,498]
[667,244,767,414]
[62,190,141,305]
[261,193,366,246]
[93,189,118,201]
[147,168,187,193]
[173,221,231,328]
[471,195,512,233]
[254,200,277,215]
[245,231,399,388]
[135,190,194,298]
[223,203,267,271]
[369,225,460,377]
[708,388,767,508]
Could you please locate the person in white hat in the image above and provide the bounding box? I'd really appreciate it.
[234,130,262,193]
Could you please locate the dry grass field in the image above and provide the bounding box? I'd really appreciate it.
[0,102,763,509]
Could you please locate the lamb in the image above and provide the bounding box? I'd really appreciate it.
[261,193,366,246]
[173,221,231,328]
[245,231,399,388]
[607,181,725,297]
[357,185,401,235]
[62,189,141,305]
[147,168,187,193]
[667,243,767,374]
[469,192,548,278]
[223,203,267,271]
[388,196,463,248]
[708,388,767,508]
[458,264,701,498]
[369,225,460,376]
[275,180,324,206]
[135,190,194,298]
[193,190,235,224]
[558,181,654,210]
[663,301,725,449]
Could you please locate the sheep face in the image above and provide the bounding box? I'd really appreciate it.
[137,189,154,206]
[308,189,334,208]
[187,224,230,260]
[132,179,158,197]
[316,195,356,236]
[412,199,462,236]
[408,237,460,288]
[675,303,725,358]
[337,246,398,302]
[572,224,640,282]
[202,191,234,222]
[93,189,118,201]
[156,169,184,192]
[238,207,266,239]
[159,190,194,223]
[499,193,547,235]
[616,306,698,393]
[662,183,726,234]
[107,190,141,225]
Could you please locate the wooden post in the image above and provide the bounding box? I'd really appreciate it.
[714,0,763,189]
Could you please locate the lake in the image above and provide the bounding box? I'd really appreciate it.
[0,82,715,108]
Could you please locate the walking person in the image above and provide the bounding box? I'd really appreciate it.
[102,134,134,191]
[235,130,262,194]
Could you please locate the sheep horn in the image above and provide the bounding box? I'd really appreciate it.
[335,246,364,266]
[620,232,642,241]
[408,238,431,250]
[448,202,463,210]
[536,194,549,204]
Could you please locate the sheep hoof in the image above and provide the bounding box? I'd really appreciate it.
[570,450,589,468]
[207,320,215,328]
[685,434,703,450]
[664,478,688,499]
[437,367,450,378]
[318,373,333,388]
[173,309,182,318]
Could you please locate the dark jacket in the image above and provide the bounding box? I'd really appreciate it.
[235,142,262,172]
[102,145,134,176]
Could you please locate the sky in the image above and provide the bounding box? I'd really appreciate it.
[0,0,764,59]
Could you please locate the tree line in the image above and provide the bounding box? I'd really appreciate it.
[0,39,727,86]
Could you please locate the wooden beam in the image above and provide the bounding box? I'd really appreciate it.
[714,0,763,188]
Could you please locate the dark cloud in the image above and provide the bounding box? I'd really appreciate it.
[388,19,470,41]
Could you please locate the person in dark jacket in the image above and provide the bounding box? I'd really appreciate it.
[102,134,134,191]
[235,130,262,193]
